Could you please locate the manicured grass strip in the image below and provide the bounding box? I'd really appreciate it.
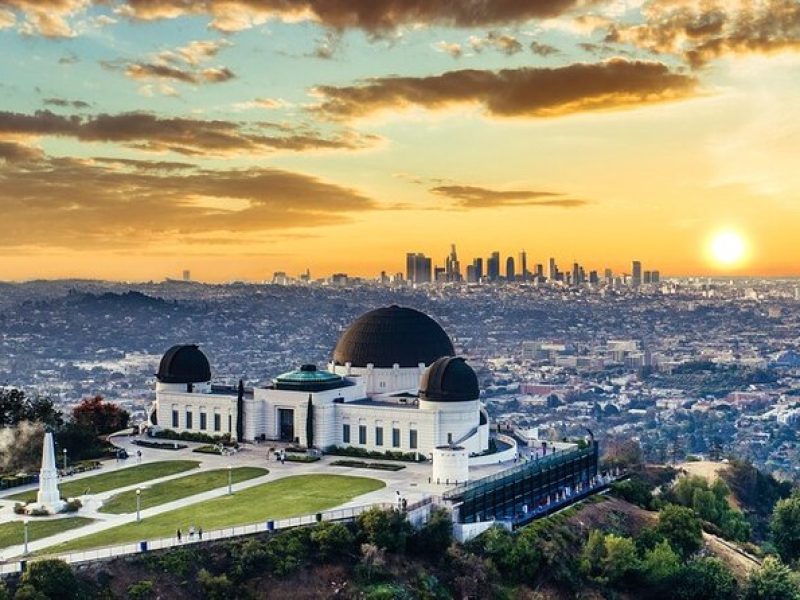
[0,517,94,550]
[49,474,384,553]
[99,467,268,514]
[6,461,201,503]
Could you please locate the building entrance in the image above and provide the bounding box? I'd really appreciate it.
[278,408,294,442]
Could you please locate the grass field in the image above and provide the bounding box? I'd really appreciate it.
[48,474,384,553]
[0,517,94,550]
[99,467,268,514]
[6,461,201,503]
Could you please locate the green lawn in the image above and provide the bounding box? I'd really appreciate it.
[6,461,201,503]
[99,467,268,514]
[48,474,384,553]
[0,517,94,550]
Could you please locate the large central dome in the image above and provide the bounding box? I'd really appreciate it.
[332,306,454,368]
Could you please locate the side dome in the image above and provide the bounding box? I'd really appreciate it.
[419,356,479,402]
[333,305,455,368]
[157,344,211,384]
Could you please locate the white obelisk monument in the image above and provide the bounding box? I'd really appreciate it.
[31,432,66,514]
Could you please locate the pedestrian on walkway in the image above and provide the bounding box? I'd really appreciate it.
[189,525,195,540]
[176,529,182,543]
[198,527,203,540]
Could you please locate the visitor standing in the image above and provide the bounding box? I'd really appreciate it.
[176,529,182,543]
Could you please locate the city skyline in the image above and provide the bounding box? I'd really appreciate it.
[0,2,798,281]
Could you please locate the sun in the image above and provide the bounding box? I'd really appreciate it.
[708,230,748,268]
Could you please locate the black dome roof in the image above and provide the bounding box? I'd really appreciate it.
[419,356,479,402]
[157,344,211,384]
[333,306,454,368]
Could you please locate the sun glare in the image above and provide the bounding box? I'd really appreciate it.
[708,230,748,268]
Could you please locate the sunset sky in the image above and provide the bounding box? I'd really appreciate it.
[0,0,798,281]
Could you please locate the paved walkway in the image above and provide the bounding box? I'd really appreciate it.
[0,434,519,562]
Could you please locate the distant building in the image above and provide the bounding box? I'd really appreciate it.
[632,261,642,287]
[487,252,500,281]
[505,256,515,281]
[182,270,191,282]
[406,253,432,284]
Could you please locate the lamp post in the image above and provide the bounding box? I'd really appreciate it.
[23,519,29,555]
[227,464,233,495]
[63,448,67,472]
[136,488,142,522]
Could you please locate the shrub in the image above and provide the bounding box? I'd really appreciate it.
[126,580,154,600]
[330,460,404,471]
[197,569,234,600]
[153,429,233,445]
[13,503,26,515]
[310,521,356,559]
[670,558,737,600]
[325,446,424,462]
[20,559,78,600]
[743,556,800,600]
[64,499,82,513]
[770,493,800,562]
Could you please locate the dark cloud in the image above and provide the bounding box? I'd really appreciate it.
[607,0,800,67]
[471,31,524,55]
[530,41,560,56]
[431,185,587,209]
[0,109,376,155]
[0,156,378,248]
[313,58,698,120]
[0,140,43,163]
[119,0,592,33]
[43,97,91,109]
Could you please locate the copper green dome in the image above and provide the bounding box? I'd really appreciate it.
[273,364,348,392]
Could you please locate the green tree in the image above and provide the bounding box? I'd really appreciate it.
[0,581,8,600]
[601,534,640,585]
[641,540,681,587]
[410,508,452,559]
[656,504,704,559]
[20,559,78,600]
[357,507,411,553]
[126,580,154,600]
[310,521,355,559]
[743,556,800,600]
[671,558,737,600]
[771,493,800,562]
[466,525,515,577]
[580,530,607,580]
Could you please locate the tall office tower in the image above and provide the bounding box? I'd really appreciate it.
[572,262,580,285]
[632,260,642,287]
[518,250,528,281]
[406,253,416,282]
[579,266,586,284]
[421,255,432,283]
[445,243,461,281]
[651,270,660,283]
[643,270,652,284]
[182,270,191,282]
[534,263,544,279]
[487,252,501,281]
[466,264,477,283]
[472,257,484,281]
[434,266,447,282]
[604,268,613,284]
[548,257,558,281]
[506,256,516,281]
[406,252,432,284]
[589,270,599,285]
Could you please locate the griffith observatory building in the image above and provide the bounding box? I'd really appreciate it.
[149,306,492,462]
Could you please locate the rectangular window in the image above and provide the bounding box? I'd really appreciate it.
[375,427,384,446]
[447,433,453,444]
[228,414,232,433]
[200,412,207,430]
[185,411,193,430]
[409,429,418,449]
[172,410,179,428]
[359,425,367,445]
[342,424,351,443]
[392,428,401,448]
[214,413,221,432]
